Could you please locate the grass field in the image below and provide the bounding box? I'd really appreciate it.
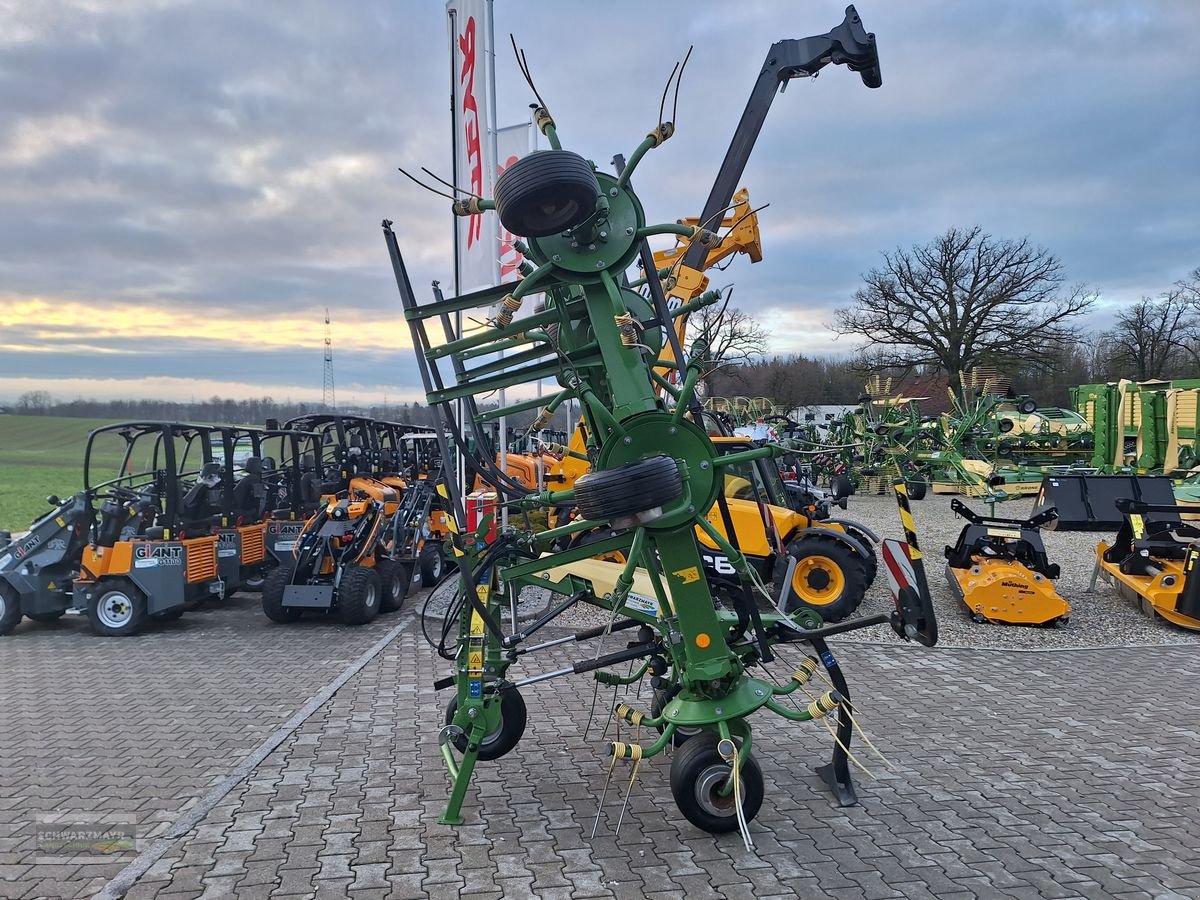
[0,415,124,531]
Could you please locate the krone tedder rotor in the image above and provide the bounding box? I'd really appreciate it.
[383,6,937,835]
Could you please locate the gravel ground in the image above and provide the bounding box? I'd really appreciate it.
[417,493,1200,651]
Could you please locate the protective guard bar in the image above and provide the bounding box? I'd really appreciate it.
[682,5,880,272]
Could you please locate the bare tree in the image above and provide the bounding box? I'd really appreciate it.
[1101,286,1200,380]
[833,226,1095,399]
[690,293,769,397]
[15,390,52,414]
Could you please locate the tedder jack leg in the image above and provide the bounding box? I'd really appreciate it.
[810,636,858,808]
[438,722,486,825]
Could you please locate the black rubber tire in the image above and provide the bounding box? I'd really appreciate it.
[773,534,867,623]
[906,478,928,501]
[0,582,21,636]
[574,456,682,523]
[375,557,410,614]
[338,565,382,625]
[24,610,65,623]
[669,732,764,834]
[651,688,702,747]
[830,474,854,499]
[838,522,878,589]
[240,569,267,593]
[444,689,527,761]
[1018,398,1038,414]
[87,578,148,637]
[998,419,1015,433]
[261,563,302,623]
[419,542,445,587]
[492,150,599,238]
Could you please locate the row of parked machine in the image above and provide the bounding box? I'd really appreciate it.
[0,415,450,636]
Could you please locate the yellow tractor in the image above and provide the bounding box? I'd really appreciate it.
[943,499,1069,626]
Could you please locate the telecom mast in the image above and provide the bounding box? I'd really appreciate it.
[322,308,336,410]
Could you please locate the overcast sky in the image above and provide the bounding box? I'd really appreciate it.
[1,0,1197,404]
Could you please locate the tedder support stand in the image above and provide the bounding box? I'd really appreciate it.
[811,636,858,807]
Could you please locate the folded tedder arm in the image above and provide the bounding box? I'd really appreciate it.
[383,5,932,835]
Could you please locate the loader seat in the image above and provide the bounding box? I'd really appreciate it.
[180,462,222,530]
[299,454,324,504]
[231,456,265,521]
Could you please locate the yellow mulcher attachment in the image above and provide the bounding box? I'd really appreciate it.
[1096,499,1200,632]
[943,498,1070,626]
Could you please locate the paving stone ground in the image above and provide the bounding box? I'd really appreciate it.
[3,592,1200,899]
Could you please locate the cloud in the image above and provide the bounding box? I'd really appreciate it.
[0,0,1196,403]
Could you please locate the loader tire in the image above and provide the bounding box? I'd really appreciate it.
[838,522,878,588]
[338,565,381,625]
[773,535,867,623]
[419,543,445,587]
[493,150,599,238]
[261,564,302,623]
[375,558,410,614]
[88,578,147,637]
[574,456,681,523]
[0,583,21,636]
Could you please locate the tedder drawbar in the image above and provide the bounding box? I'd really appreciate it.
[384,6,936,837]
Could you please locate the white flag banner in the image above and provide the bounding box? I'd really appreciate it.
[447,0,497,294]
[496,123,535,284]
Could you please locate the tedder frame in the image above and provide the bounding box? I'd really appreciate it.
[384,6,936,835]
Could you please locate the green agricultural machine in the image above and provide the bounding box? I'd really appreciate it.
[384,7,936,836]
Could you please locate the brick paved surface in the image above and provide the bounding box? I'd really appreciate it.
[4,593,1200,899]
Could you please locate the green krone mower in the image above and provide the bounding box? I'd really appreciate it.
[384,6,936,837]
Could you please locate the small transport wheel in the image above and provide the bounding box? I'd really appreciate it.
[444,688,527,761]
[906,478,928,501]
[651,688,703,747]
[338,565,382,625]
[773,535,867,623]
[998,418,1015,433]
[375,558,411,613]
[1018,398,1038,414]
[419,542,445,587]
[261,563,302,623]
[669,732,764,834]
[24,610,66,624]
[0,582,22,636]
[492,150,600,238]
[88,579,148,637]
[574,456,682,523]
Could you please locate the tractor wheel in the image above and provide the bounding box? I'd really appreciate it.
[906,478,928,501]
[261,564,302,623]
[493,150,599,238]
[651,688,702,747]
[0,582,21,636]
[838,522,878,588]
[830,474,854,499]
[669,732,764,834]
[88,579,148,637]
[375,558,411,614]
[574,456,682,523]
[24,610,65,624]
[444,688,527,761]
[338,565,382,625]
[773,535,867,623]
[419,543,445,587]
